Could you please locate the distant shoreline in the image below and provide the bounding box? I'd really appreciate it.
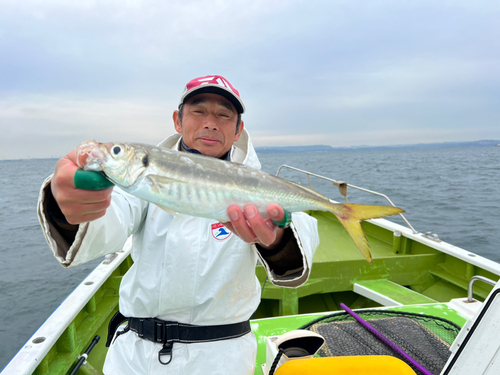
[1,140,499,161]
[255,140,500,154]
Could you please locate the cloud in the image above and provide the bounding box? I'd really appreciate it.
[0,94,178,159]
[0,1,499,158]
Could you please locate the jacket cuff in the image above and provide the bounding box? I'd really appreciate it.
[255,213,315,288]
[37,175,89,268]
[256,228,303,276]
[256,227,293,258]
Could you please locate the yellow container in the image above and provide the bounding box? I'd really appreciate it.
[274,355,417,375]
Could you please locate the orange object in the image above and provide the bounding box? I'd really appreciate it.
[274,355,417,375]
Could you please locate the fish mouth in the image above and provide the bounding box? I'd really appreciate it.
[76,140,106,171]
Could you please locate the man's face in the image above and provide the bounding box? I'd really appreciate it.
[173,93,244,159]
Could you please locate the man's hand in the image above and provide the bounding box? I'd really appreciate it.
[51,150,113,225]
[224,203,287,249]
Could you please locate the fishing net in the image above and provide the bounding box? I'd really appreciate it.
[300,310,461,375]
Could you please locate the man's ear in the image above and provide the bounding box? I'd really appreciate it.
[234,120,244,142]
[173,110,182,133]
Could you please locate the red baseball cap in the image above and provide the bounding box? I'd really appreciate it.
[179,75,245,114]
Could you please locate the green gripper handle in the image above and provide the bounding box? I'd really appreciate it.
[74,169,115,190]
[271,209,292,229]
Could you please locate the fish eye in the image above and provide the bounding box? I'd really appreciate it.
[111,145,122,156]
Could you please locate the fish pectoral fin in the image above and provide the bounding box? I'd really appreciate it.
[155,204,178,216]
[147,175,186,193]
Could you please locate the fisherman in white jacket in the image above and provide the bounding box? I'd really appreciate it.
[38,75,319,374]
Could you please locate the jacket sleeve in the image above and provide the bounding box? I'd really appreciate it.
[37,175,148,268]
[255,212,319,288]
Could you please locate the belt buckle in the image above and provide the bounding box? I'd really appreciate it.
[155,321,164,343]
[138,318,144,338]
[154,319,180,344]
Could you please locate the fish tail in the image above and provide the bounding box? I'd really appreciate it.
[326,203,405,264]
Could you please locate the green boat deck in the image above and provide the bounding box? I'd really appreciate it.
[30,210,497,375]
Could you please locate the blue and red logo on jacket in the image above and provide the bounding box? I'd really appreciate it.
[211,223,232,241]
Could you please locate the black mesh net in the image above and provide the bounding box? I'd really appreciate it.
[300,310,461,375]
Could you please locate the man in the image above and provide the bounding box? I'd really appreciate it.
[38,75,319,374]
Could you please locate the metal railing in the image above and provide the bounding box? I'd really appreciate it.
[275,165,418,234]
[467,276,498,303]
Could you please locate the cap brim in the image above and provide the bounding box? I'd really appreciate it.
[180,85,245,114]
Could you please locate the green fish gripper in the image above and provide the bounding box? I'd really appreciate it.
[271,209,292,229]
[74,169,115,190]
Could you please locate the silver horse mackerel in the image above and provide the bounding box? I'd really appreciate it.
[76,140,404,263]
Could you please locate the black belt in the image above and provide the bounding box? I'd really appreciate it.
[106,311,251,365]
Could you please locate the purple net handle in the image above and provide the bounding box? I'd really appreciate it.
[340,303,434,375]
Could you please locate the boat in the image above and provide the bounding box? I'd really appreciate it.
[2,165,499,375]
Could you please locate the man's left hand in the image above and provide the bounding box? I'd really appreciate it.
[225,204,286,249]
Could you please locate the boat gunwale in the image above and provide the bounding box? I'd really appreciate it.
[364,215,500,276]
[1,238,132,375]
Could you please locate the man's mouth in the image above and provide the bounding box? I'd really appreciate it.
[197,134,222,145]
[201,138,219,145]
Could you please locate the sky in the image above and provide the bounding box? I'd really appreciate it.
[1,0,499,159]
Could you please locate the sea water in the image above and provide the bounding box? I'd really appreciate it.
[0,146,499,369]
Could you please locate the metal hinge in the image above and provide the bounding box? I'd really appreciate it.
[103,253,119,264]
[422,232,442,242]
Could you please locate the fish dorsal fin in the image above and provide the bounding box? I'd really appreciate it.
[147,174,186,193]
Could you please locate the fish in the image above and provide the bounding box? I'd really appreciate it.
[76,140,404,263]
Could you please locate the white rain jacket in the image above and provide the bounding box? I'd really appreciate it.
[37,129,319,375]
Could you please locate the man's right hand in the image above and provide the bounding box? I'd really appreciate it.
[51,150,113,225]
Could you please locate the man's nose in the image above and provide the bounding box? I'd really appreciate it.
[203,114,219,130]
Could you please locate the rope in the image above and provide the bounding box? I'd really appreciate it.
[268,348,285,375]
